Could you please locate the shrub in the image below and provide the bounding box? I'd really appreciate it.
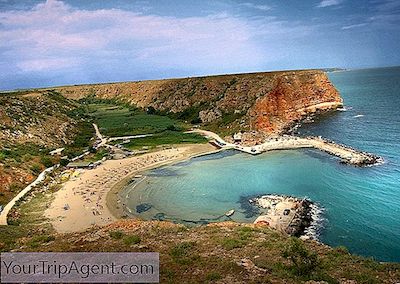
[146,106,156,115]
[282,238,319,276]
[30,164,42,174]
[123,235,141,245]
[109,230,125,239]
[40,156,54,168]
[60,158,69,167]
[9,182,23,192]
[206,272,222,281]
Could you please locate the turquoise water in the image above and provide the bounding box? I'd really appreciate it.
[123,67,400,262]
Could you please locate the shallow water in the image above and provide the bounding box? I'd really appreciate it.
[123,67,400,262]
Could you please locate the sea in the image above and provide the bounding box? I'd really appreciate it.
[122,66,400,262]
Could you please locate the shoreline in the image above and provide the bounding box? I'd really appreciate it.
[106,146,223,220]
[45,143,219,233]
[46,128,382,234]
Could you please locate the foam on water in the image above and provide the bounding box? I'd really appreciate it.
[303,203,325,241]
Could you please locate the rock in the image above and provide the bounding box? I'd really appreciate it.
[199,109,222,123]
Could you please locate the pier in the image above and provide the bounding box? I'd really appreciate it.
[192,130,382,166]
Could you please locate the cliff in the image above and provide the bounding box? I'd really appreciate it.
[50,70,342,134]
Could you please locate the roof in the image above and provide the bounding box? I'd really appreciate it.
[49,148,65,155]
[66,161,93,168]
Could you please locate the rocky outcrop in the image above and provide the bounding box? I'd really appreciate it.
[248,72,342,133]
[49,70,342,134]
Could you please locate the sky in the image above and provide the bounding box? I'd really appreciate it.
[0,0,399,90]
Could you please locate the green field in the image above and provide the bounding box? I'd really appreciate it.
[85,103,187,137]
[79,100,207,148]
[122,131,207,150]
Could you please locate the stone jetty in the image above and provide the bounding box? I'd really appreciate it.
[192,130,382,166]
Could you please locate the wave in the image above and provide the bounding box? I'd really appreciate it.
[301,203,325,241]
[353,114,364,118]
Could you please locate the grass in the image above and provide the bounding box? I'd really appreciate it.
[169,242,199,265]
[27,235,56,248]
[1,210,399,283]
[220,238,247,250]
[123,235,141,245]
[0,189,55,252]
[76,100,207,150]
[84,102,185,137]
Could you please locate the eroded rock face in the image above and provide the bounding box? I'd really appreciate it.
[52,70,342,134]
[199,109,222,123]
[248,72,342,133]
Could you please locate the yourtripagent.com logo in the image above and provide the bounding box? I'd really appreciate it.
[0,252,159,283]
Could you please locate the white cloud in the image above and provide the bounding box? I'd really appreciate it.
[17,58,79,72]
[341,23,368,30]
[0,0,315,80]
[317,0,342,8]
[240,2,272,11]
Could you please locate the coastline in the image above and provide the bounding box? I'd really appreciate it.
[45,143,219,233]
[106,145,223,220]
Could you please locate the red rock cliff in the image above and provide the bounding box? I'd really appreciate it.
[248,71,342,133]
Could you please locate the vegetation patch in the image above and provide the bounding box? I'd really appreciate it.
[169,242,199,265]
[123,235,141,245]
[220,237,247,250]
[109,230,125,239]
[81,101,184,137]
[282,237,320,277]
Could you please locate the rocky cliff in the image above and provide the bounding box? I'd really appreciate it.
[50,70,342,134]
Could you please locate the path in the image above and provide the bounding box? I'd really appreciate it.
[0,166,56,225]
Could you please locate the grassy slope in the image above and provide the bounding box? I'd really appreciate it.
[1,188,399,284]
[0,92,94,205]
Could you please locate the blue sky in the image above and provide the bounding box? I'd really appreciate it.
[0,0,399,90]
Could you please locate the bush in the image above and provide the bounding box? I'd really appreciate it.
[30,164,42,174]
[206,272,222,281]
[0,152,6,161]
[60,158,69,167]
[282,238,319,276]
[9,182,23,192]
[109,230,125,239]
[123,235,141,245]
[166,125,182,131]
[146,106,156,115]
[40,156,54,168]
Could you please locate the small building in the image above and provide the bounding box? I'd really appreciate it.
[66,161,93,169]
[49,148,64,156]
[233,132,243,143]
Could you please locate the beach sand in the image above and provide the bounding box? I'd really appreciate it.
[45,143,217,233]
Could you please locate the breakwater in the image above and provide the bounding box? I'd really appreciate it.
[192,130,382,166]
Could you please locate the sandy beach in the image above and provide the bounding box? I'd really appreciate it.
[45,143,217,233]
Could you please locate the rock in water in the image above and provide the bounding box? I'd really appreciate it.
[136,203,152,213]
